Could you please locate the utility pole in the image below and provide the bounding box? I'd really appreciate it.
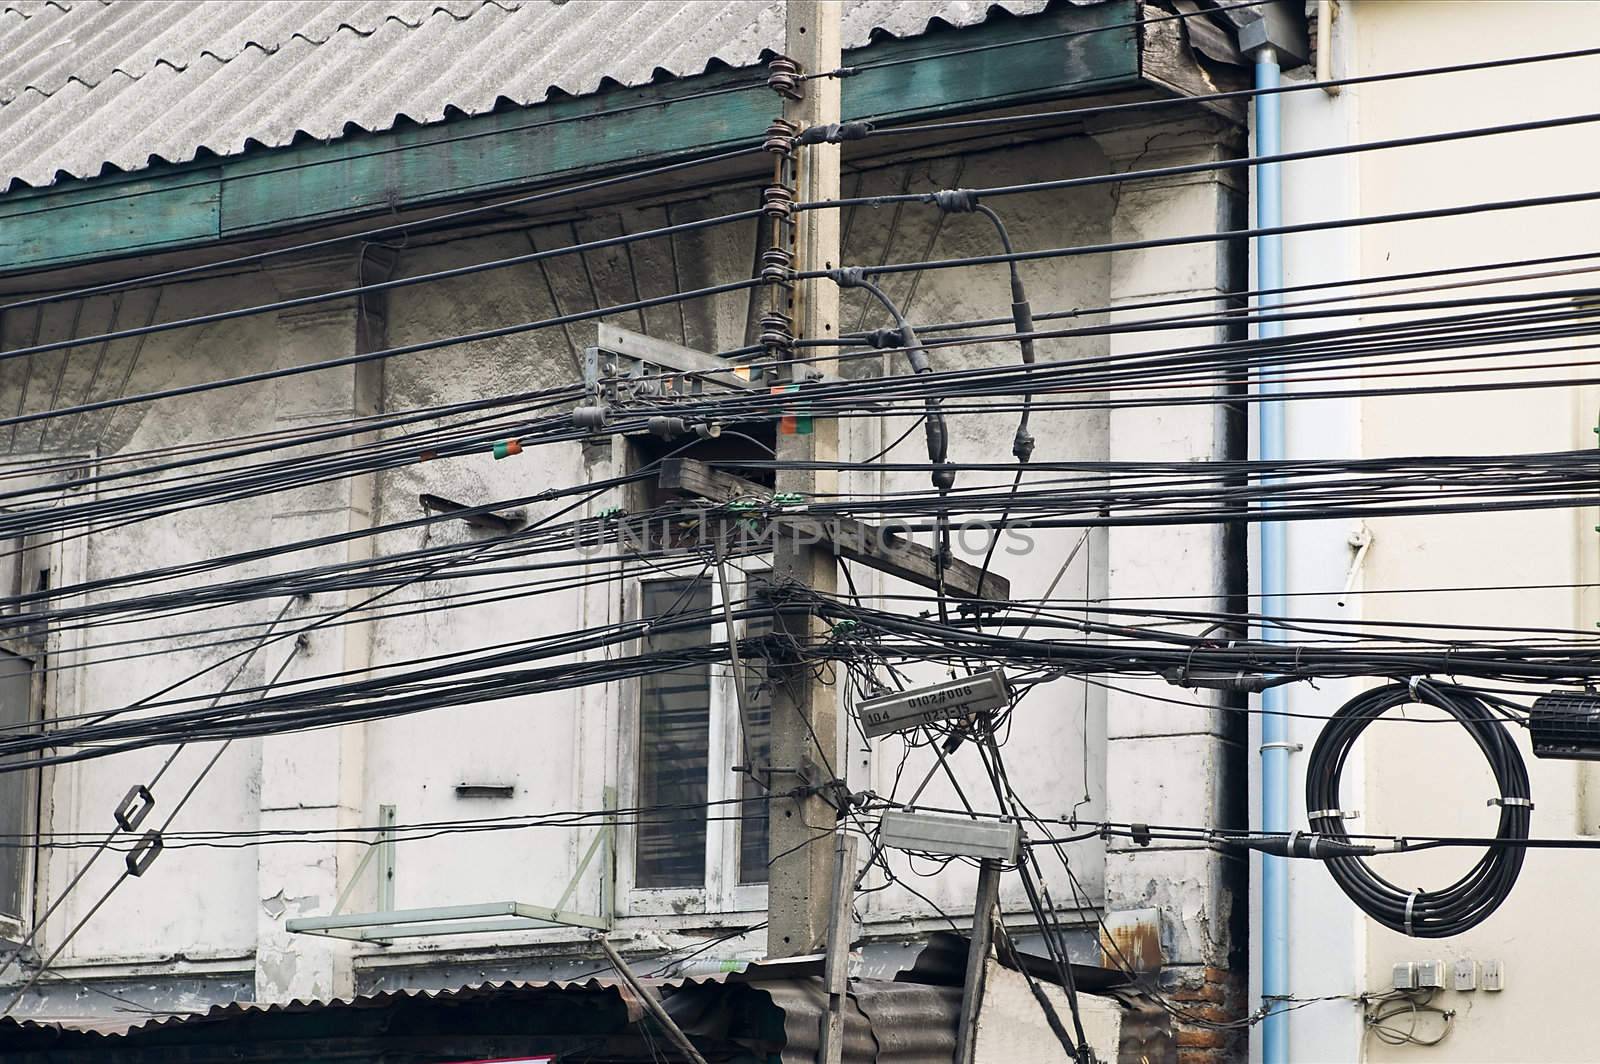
[767,0,843,959]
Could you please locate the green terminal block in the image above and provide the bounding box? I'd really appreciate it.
[597,506,626,519]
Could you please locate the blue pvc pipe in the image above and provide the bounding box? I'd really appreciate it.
[1255,47,1290,1064]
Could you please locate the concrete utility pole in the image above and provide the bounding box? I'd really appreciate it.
[767,0,843,959]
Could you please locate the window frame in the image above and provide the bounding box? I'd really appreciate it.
[615,563,771,917]
[0,525,51,942]
[0,458,92,944]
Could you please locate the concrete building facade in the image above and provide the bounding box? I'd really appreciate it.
[0,1,1258,1051]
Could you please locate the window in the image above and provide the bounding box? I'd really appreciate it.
[626,569,770,911]
[0,530,46,938]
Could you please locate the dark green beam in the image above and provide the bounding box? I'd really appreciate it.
[0,3,1139,275]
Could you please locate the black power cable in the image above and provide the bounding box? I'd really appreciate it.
[1303,682,1531,937]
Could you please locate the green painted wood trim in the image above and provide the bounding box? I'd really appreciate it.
[0,2,1139,275]
[0,168,222,272]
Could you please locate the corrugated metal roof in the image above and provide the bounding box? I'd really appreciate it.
[755,978,962,1064]
[109,973,711,1035]
[13,972,960,1064]
[0,0,1057,193]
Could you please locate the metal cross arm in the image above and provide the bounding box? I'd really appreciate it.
[658,458,1011,601]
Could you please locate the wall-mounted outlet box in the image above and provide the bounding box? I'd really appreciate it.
[1482,959,1505,991]
[1415,960,1447,988]
[1452,959,1479,991]
[1392,961,1416,990]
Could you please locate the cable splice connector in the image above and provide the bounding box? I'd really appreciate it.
[826,265,869,289]
[931,188,981,213]
[1228,833,1384,859]
[766,56,803,100]
[861,326,905,349]
[795,120,873,146]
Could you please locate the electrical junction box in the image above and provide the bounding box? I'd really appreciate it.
[1452,959,1479,991]
[1528,693,1600,760]
[1415,960,1447,989]
[1391,962,1416,990]
[1482,959,1505,991]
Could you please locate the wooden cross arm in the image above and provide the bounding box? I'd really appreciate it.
[658,458,1010,602]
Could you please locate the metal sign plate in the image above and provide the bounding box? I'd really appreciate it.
[855,669,1011,739]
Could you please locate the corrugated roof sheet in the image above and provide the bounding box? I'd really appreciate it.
[0,0,1057,192]
[111,975,645,1035]
[108,974,961,1064]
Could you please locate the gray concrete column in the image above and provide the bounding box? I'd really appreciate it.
[1088,115,1250,1047]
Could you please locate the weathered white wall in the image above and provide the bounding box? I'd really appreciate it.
[1251,2,1368,1058]
[1271,3,1600,1060]
[0,126,1246,1015]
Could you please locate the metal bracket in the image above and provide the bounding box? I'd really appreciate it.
[285,901,609,943]
[582,324,761,406]
[1259,741,1303,754]
[113,785,155,832]
[289,804,613,944]
[124,830,163,877]
[1337,523,1373,607]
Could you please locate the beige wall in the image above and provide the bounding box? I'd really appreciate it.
[1353,3,1600,1060]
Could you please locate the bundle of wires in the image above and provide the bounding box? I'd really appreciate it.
[1305,681,1531,937]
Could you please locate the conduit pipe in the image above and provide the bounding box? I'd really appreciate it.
[1253,44,1292,1064]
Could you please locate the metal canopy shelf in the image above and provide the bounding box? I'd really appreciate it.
[284,802,613,944]
[286,901,608,943]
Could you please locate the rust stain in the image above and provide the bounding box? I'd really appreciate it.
[1101,913,1163,973]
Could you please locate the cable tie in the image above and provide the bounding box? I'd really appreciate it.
[931,188,981,213]
[1407,675,1423,698]
[1307,808,1359,821]
[1403,891,1420,938]
[1487,796,1534,809]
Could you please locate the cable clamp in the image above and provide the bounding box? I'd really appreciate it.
[766,56,803,100]
[762,184,795,221]
[759,311,794,359]
[1407,675,1425,698]
[1306,808,1359,821]
[1487,796,1534,809]
[1259,741,1303,754]
[760,247,794,286]
[827,265,869,289]
[763,118,799,156]
[1403,890,1420,937]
